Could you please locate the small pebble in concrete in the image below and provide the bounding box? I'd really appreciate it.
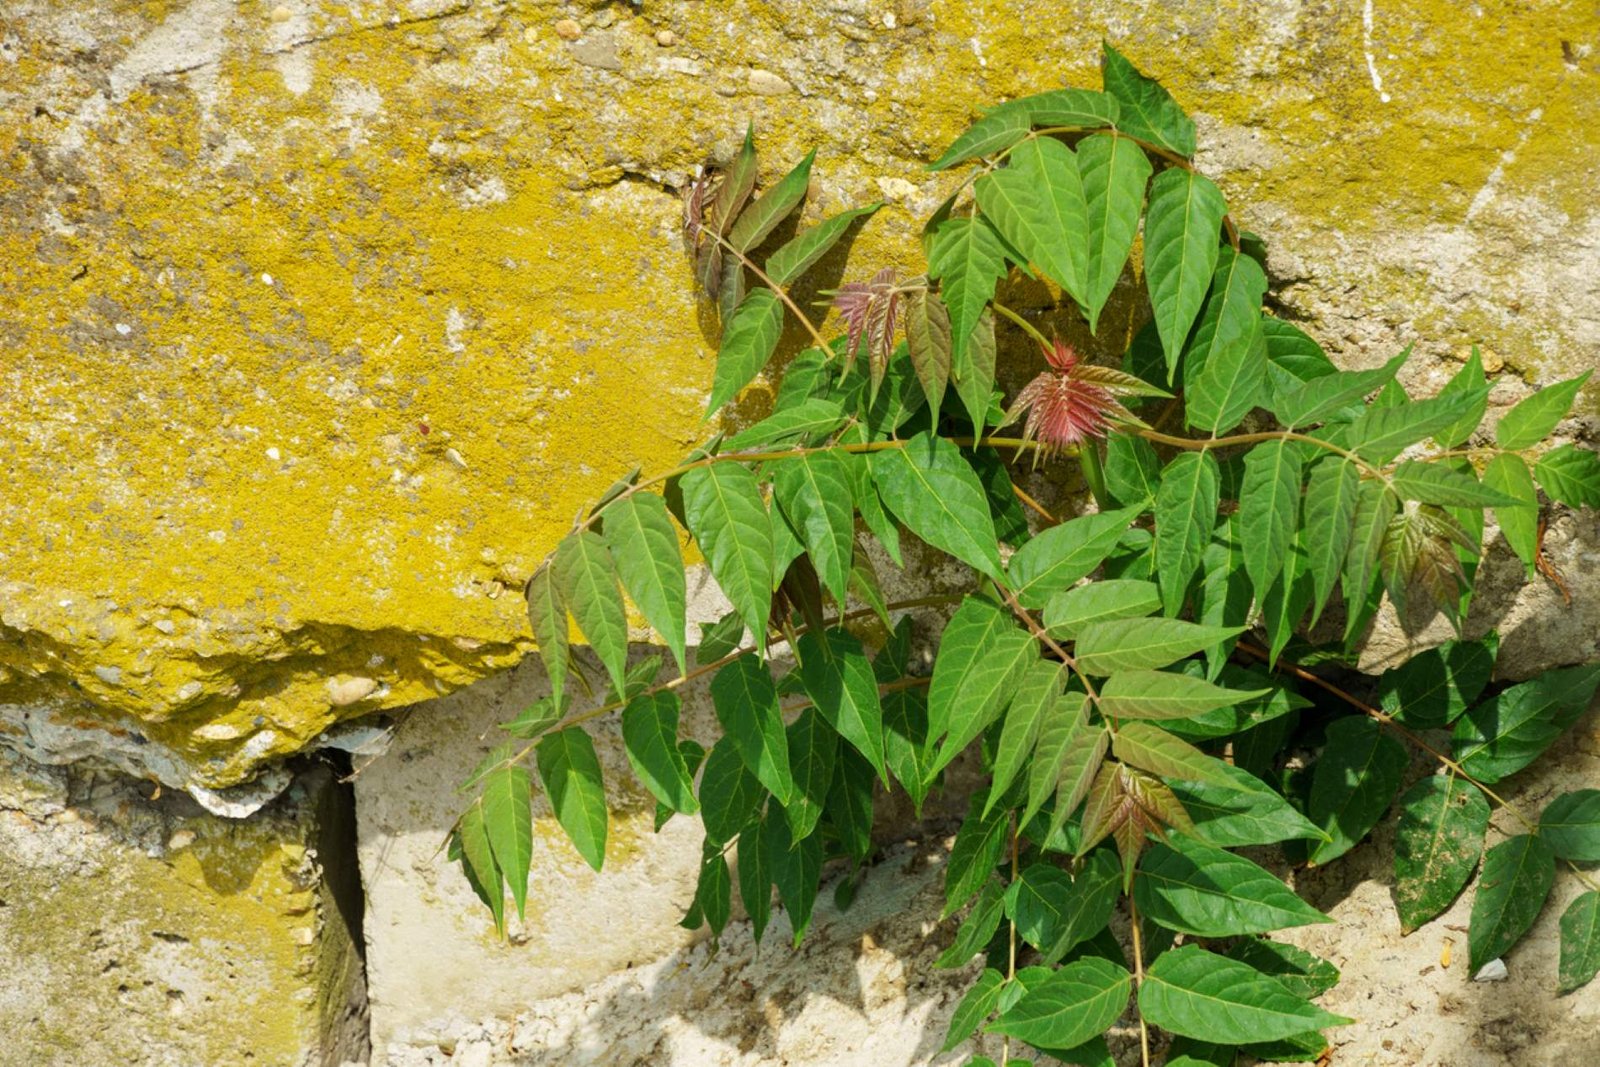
[554,18,581,41]
[270,4,291,23]
[655,29,677,47]
[328,676,379,707]
[747,69,792,95]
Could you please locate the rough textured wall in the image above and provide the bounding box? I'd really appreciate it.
[3,0,1598,808]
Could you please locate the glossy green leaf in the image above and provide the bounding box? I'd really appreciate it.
[986,661,1067,816]
[1009,136,1091,309]
[1392,775,1490,931]
[1559,891,1600,994]
[1227,940,1339,1000]
[872,432,1004,581]
[929,105,1033,170]
[1540,789,1600,862]
[1162,663,1308,742]
[1169,762,1327,847]
[1008,506,1138,608]
[1375,633,1497,729]
[1434,348,1488,447]
[535,727,609,872]
[691,845,733,936]
[766,203,883,285]
[1024,694,1099,829]
[1140,945,1351,1044]
[1136,835,1332,936]
[783,705,838,842]
[945,791,1011,916]
[1535,444,1600,507]
[1113,721,1237,786]
[724,397,847,451]
[551,530,629,697]
[1469,833,1556,972]
[797,628,888,785]
[1495,370,1592,450]
[1101,42,1196,156]
[1075,617,1245,675]
[1260,535,1313,667]
[1453,664,1600,783]
[728,149,815,253]
[827,746,876,862]
[927,215,1009,369]
[699,735,764,847]
[1301,456,1359,625]
[711,656,793,806]
[1043,579,1161,639]
[943,968,1006,1051]
[988,86,1122,128]
[1239,439,1303,609]
[1099,669,1268,722]
[1273,352,1405,428]
[772,450,855,606]
[706,287,785,415]
[765,810,823,945]
[526,565,568,697]
[680,462,773,649]
[882,687,932,814]
[936,876,1007,969]
[1482,453,1540,575]
[951,308,998,432]
[621,691,699,816]
[457,803,505,934]
[1077,132,1153,333]
[989,956,1132,1050]
[1144,168,1228,379]
[1390,460,1522,508]
[930,620,1036,781]
[1183,247,1268,432]
[1341,481,1398,639]
[480,764,533,919]
[603,492,688,673]
[1103,432,1161,506]
[695,610,746,665]
[1306,716,1407,865]
[1349,387,1488,465]
[1155,451,1221,616]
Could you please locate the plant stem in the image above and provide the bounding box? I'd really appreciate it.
[991,300,1052,348]
[1002,811,1020,1067]
[1129,891,1152,1067]
[704,229,834,352]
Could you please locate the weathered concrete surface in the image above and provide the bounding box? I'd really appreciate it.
[0,750,367,1066]
[3,1,1598,800]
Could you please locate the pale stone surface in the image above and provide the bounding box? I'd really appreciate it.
[0,749,367,1065]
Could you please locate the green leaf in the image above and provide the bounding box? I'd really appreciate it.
[1075,617,1245,675]
[1306,716,1408,866]
[535,728,609,872]
[500,691,568,740]
[1183,247,1268,432]
[1540,789,1600,862]
[1341,481,1398,637]
[1007,136,1091,309]
[1559,891,1600,994]
[765,810,824,944]
[783,705,838,842]
[927,596,1016,742]
[1453,664,1600,783]
[1099,670,1269,722]
[797,628,888,785]
[929,105,1033,171]
[952,308,998,432]
[827,745,876,861]
[1008,507,1138,609]
[989,956,1131,1050]
[602,493,688,674]
[986,661,1067,816]
[1301,457,1360,625]
[987,86,1122,128]
[1374,633,1497,730]
[1163,1038,1235,1067]
[1155,451,1221,616]
[927,215,1009,370]
[1113,722,1237,785]
[1239,440,1303,609]
[765,203,883,285]
[551,531,629,697]
[1169,763,1327,848]
[1144,168,1228,379]
[1077,132,1153,333]
[1163,663,1307,742]
[706,287,786,415]
[1104,433,1161,506]
[1469,833,1556,972]
[1434,348,1488,447]
[728,149,815,253]
[1101,42,1196,155]
[1263,319,1338,413]
[904,288,952,427]
[883,687,932,814]
[772,450,855,606]
[710,657,794,806]
[943,968,1006,1051]
[456,803,506,934]
[526,565,568,697]
[1136,835,1332,936]
[679,463,773,649]
[1535,444,1600,508]
[1482,454,1539,575]
[930,621,1036,781]
[1260,536,1312,667]
[734,817,772,943]
[1043,579,1161,639]
[1496,370,1592,450]
[872,432,1004,580]
[695,610,746,665]
[699,734,765,846]
[937,876,1007,971]
[1024,694,1101,829]
[945,791,1012,916]
[1349,387,1488,464]
[1033,850,1122,964]
[1390,460,1522,508]
[724,398,847,451]
[1140,945,1351,1044]
[1227,940,1339,1000]
[691,845,734,936]
[1392,775,1490,931]
[621,691,699,816]
[480,764,533,919]
[1273,352,1405,428]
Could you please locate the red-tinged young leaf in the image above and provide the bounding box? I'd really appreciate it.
[1559,891,1600,994]
[535,727,609,872]
[1380,501,1476,623]
[1469,833,1556,973]
[904,288,952,426]
[1392,775,1490,931]
[830,266,901,387]
[1113,721,1238,786]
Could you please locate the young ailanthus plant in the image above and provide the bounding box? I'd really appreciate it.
[454,41,1600,1067]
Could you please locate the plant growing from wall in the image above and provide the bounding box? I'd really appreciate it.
[451,43,1600,1065]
